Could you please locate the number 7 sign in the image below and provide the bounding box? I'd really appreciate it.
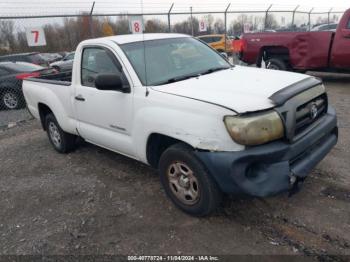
[26,27,46,47]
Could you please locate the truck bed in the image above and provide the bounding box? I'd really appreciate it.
[241,31,334,70]
[27,70,72,86]
[22,70,76,135]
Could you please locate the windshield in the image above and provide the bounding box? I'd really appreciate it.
[120,37,231,86]
[65,53,75,60]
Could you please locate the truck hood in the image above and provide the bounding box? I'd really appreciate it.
[151,65,310,113]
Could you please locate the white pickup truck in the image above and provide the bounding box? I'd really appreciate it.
[23,33,338,216]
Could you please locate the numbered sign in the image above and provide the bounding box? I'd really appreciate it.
[129,16,144,34]
[199,20,207,32]
[25,27,46,47]
[243,23,251,33]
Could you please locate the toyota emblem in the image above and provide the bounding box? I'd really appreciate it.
[310,104,318,120]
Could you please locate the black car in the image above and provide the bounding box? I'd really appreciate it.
[0,62,56,110]
[0,52,49,67]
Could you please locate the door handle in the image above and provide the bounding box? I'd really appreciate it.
[75,95,85,101]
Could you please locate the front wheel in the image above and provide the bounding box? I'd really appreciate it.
[45,113,76,153]
[159,143,222,216]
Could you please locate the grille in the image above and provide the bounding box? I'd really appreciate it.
[294,94,327,135]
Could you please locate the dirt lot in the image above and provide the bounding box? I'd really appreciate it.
[0,80,349,260]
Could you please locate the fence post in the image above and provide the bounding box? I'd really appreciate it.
[264,4,273,30]
[89,1,95,38]
[328,7,333,25]
[308,7,314,31]
[167,3,174,33]
[291,5,299,29]
[190,6,194,36]
[224,3,231,53]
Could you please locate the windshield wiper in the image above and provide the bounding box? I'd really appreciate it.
[200,66,231,75]
[153,66,232,86]
[154,73,200,86]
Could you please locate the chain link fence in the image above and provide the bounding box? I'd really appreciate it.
[0,3,347,128]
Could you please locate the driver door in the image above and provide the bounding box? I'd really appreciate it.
[74,46,135,157]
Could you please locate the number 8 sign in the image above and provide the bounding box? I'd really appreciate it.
[25,27,46,47]
[129,16,144,34]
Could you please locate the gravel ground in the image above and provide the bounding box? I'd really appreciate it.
[0,80,349,260]
[0,109,32,128]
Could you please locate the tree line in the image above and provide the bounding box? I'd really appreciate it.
[0,12,338,55]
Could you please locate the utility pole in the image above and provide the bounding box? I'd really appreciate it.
[167,3,174,33]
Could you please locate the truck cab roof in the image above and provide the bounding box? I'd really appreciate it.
[81,33,190,45]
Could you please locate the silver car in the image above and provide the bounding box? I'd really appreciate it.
[50,52,75,72]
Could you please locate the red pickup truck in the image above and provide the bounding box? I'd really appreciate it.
[239,8,350,72]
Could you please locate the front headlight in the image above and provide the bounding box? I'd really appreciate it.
[224,111,284,146]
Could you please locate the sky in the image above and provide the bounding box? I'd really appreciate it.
[0,0,348,33]
[0,0,349,17]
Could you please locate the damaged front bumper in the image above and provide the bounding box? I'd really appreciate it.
[195,106,338,197]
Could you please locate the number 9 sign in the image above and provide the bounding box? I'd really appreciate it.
[199,20,207,32]
[129,17,144,34]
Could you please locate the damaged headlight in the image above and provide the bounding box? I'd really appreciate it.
[224,111,284,146]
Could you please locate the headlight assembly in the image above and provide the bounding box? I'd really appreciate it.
[224,111,284,146]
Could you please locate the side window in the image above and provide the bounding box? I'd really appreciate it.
[347,19,350,29]
[81,47,128,88]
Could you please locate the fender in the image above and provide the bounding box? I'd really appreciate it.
[131,90,244,164]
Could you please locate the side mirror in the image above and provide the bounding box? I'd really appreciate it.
[220,52,228,59]
[95,73,130,93]
[341,28,350,38]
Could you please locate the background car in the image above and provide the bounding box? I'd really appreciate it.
[0,52,49,67]
[0,62,56,110]
[311,23,338,32]
[197,34,233,54]
[40,53,63,63]
[50,52,75,72]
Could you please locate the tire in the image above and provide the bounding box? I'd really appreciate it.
[1,90,22,110]
[265,58,287,71]
[159,143,223,216]
[45,113,76,153]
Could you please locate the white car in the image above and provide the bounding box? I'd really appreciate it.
[23,33,338,216]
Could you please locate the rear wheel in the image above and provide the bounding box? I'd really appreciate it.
[265,58,287,71]
[45,113,76,153]
[1,90,22,110]
[159,143,222,216]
